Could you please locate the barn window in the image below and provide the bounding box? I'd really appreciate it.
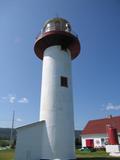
[60,76,68,87]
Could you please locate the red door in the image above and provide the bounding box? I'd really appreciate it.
[86,139,94,148]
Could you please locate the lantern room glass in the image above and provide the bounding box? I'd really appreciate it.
[42,18,71,33]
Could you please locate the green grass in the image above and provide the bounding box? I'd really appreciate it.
[0,149,120,160]
[0,149,14,160]
[76,149,109,157]
[76,149,120,160]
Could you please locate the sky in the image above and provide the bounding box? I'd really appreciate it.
[0,0,120,130]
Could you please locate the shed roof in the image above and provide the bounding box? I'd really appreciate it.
[82,116,120,135]
[16,120,45,130]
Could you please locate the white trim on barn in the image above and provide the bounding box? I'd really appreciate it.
[81,134,107,148]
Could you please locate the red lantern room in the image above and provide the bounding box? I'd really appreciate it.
[34,18,80,60]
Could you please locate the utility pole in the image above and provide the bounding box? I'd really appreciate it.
[9,110,15,147]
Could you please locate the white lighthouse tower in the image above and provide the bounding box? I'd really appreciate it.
[34,18,80,160]
[15,17,80,160]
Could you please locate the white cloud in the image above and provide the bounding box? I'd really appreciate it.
[8,95,16,104]
[1,97,7,100]
[18,97,29,104]
[105,102,120,110]
[0,95,29,104]
[0,97,7,102]
[16,118,22,122]
[0,95,16,103]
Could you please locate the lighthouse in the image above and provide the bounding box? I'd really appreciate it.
[15,17,80,160]
[34,18,80,159]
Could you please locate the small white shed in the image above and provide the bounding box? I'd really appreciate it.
[15,121,47,160]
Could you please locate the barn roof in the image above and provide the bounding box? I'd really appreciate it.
[82,116,120,135]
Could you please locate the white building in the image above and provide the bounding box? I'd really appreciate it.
[15,121,45,160]
[81,116,120,148]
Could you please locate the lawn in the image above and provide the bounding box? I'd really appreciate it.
[76,149,120,160]
[76,149,109,157]
[0,149,120,160]
[0,149,14,160]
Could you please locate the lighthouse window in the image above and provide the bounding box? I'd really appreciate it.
[61,76,68,87]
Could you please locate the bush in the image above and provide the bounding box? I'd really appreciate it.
[95,146,105,151]
[0,140,9,147]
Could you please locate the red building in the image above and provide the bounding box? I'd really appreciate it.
[81,116,120,148]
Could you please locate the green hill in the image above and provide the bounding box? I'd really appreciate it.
[0,128,16,140]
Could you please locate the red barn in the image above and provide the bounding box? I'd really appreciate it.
[81,116,120,148]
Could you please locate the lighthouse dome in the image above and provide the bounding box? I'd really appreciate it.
[42,17,71,33]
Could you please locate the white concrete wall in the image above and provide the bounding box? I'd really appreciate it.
[106,145,120,153]
[81,134,107,148]
[40,45,75,159]
[15,122,45,160]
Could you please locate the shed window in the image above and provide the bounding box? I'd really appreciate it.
[61,76,68,87]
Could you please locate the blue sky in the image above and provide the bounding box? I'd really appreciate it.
[0,0,120,130]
